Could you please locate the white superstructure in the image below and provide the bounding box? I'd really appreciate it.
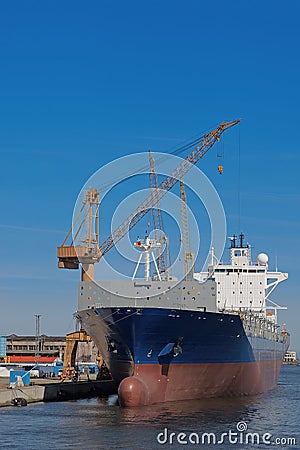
[194,234,288,322]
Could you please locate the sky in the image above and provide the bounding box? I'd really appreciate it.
[0,1,299,353]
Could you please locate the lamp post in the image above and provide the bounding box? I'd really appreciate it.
[35,314,41,364]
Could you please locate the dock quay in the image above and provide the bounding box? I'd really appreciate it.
[0,377,118,408]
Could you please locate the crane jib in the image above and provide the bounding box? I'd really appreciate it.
[98,119,241,258]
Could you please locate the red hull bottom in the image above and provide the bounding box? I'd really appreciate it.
[118,361,283,407]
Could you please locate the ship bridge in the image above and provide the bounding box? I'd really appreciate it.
[194,234,288,321]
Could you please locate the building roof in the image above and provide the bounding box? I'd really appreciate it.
[9,355,57,363]
[6,334,66,342]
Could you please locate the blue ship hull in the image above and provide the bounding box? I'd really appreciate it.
[78,307,289,405]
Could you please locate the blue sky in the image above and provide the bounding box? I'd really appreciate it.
[0,1,299,353]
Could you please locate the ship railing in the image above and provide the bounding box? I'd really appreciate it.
[220,307,281,339]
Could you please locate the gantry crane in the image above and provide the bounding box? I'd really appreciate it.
[57,188,100,281]
[180,179,194,281]
[57,119,240,280]
[61,329,93,380]
[148,150,170,277]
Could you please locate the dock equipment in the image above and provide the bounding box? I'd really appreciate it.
[62,330,93,380]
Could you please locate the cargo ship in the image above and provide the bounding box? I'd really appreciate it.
[57,121,289,406]
[75,233,289,406]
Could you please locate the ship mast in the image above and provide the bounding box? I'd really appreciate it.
[132,235,162,281]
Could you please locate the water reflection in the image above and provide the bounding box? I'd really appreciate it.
[0,366,298,450]
[91,367,299,436]
[95,393,262,428]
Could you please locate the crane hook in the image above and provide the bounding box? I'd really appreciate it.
[217,165,224,175]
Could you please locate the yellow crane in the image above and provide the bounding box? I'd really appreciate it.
[57,119,240,280]
[57,188,100,281]
[148,150,170,277]
[180,179,194,281]
[62,330,93,381]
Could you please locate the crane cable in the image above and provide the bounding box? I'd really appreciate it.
[82,128,217,194]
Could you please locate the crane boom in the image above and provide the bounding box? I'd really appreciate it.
[148,150,168,275]
[57,119,240,270]
[180,179,194,281]
[98,119,240,258]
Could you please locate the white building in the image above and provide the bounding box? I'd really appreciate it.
[194,234,288,320]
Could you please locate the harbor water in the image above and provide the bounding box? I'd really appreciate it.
[0,365,299,449]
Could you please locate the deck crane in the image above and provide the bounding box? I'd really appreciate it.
[148,150,170,278]
[180,179,194,281]
[57,119,240,281]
